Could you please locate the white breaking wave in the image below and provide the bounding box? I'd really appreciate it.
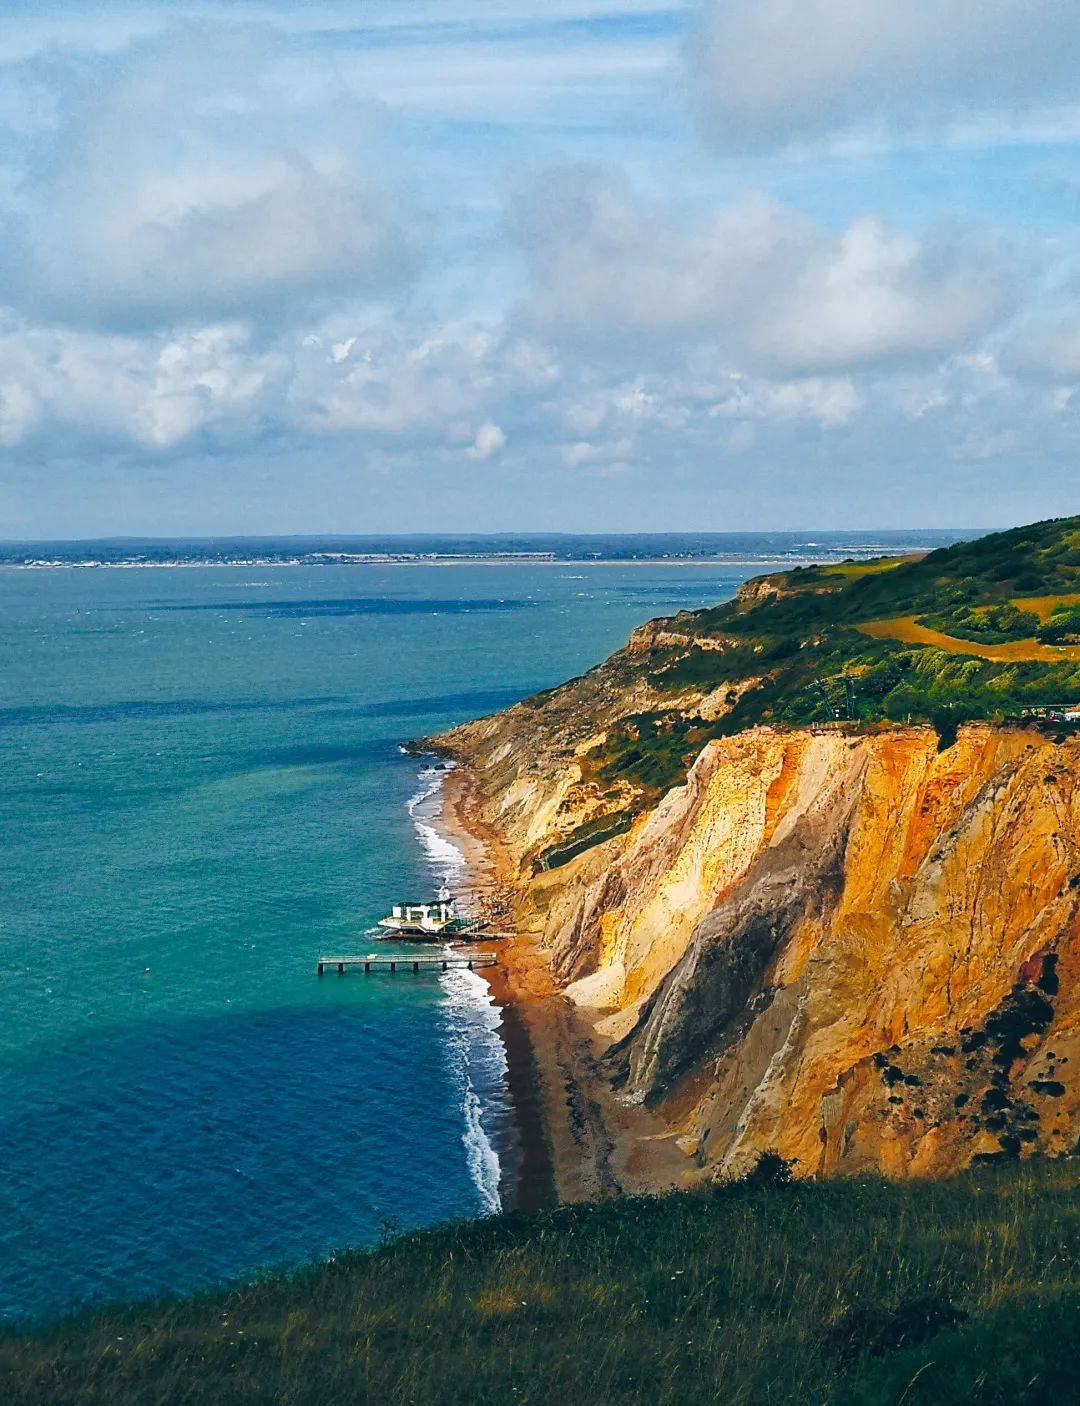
[437,949,506,1217]
[407,761,505,1215]
[442,964,506,1217]
[463,1080,502,1216]
[408,764,468,886]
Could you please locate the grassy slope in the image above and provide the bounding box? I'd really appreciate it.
[584,517,1080,802]
[1,1164,1076,1406]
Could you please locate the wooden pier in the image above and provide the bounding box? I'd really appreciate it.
[317,952,498,976]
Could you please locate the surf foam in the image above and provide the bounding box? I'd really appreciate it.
[408,763,506,1216]
[408,764,468,887]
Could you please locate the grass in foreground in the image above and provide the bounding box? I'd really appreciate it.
[1,1162,1077,1406]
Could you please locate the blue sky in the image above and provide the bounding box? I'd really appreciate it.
[2,0,1080,536]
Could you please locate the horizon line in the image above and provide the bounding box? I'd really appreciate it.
[0,527,983,546]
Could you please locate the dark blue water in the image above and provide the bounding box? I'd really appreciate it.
[0,540,960,1322]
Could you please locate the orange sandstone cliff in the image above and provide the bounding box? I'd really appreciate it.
[439,681,1079,1182]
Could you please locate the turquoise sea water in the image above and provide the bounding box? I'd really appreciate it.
[0,541,958,1321]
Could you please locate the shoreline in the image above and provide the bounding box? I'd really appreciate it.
[0,552,933,573]
[436,766,693,1207]
[427,767,557,1212]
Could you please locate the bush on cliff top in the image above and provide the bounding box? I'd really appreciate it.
[1,1160,1076,1406]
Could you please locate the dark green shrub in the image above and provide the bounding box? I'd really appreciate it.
[826,1294,968,1364]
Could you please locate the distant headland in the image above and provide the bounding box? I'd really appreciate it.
[0,530,969,570]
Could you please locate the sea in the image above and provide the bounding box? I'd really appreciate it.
[0,531,966,1322]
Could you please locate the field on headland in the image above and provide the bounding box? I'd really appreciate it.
[858,614,1080,662]
[1,1162,1075,1406]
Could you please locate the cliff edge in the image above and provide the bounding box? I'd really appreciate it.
[435,518,1080,1182]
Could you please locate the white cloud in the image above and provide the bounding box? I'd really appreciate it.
[560,436,632,467]
[710,376,860,428]
[0,316,273,448]
[514,171,1014,374]
[690,0,1080,150]
[4,23,413,330]
[723,422,755,455]
[899,385,952,421]
[289,325,508,436]
[2,293,1079,535]
[469,421,507,459]
[0,310,550,454]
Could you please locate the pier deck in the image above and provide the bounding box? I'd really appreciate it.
[317,952,498,976]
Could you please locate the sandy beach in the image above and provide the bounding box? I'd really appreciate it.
[437,766,692,1208]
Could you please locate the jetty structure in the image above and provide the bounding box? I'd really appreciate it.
[378,885,459,938]
[316,886,517,974]
[317,951,498,976]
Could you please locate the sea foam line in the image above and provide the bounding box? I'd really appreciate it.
[408,765,468,887]
[407,762,504,1215]
[439,965,506,1217]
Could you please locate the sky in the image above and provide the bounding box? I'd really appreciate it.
[2,0,1080,537]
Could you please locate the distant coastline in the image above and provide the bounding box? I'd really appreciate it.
[3,553,562,570]
[1,556,943,571]
[0,528,972,571]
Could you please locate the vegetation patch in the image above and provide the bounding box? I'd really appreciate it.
[983,986,1055,1072]
[819,555,921,580]
[536,811,635,871]
[825,1294,967,1364]
[858,616,1080,663]
[1015,592,1080,623]
[917,602,1041,644]
[582,711,724,802]
[1029,1079,1067,1098]
[1037,602,1080,645]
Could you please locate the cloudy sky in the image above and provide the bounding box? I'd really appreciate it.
[2,0,1080,536]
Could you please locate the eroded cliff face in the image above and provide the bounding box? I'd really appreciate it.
[440,685,1079,1180]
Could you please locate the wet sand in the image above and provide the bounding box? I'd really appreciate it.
[483,970,557,1211]
[438,766,692,1208]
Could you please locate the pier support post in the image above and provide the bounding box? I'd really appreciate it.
[364,961,370,974]
[337,962,344,976]
[413,960,419,973]
[317,962,324,977]
[390,960,397,973]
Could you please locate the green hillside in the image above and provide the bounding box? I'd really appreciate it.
[732,512,1080,622]
[1,1162,1075,1406]
[587,516,1080,801]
